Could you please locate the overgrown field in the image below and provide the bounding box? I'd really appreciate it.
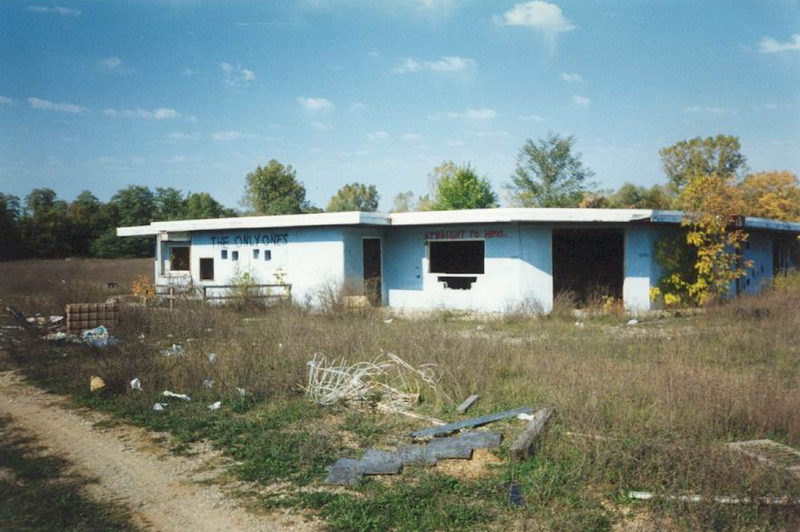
[1,259,800,531]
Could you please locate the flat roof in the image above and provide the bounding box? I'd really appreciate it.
[117,207,800,236]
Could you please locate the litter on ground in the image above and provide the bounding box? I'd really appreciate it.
[208,401,222,411]
[152,403,167,411]
[82,326,115,347]
[130,378,142,391]
[162,390,191,401]
[90,375,106,392]
[160,344,185,357]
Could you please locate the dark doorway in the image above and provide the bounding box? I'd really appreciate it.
[552,229,624,306]
[363,238,382,306]
[200,258,214,281]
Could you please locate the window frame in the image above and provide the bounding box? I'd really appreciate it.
[427,239,485,275]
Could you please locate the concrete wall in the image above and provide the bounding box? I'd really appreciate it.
[156,227,345,305]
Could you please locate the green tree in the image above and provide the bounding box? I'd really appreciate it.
[506,132,594,207]
[68,190,106,256]
[185,192,235,219]
[659,134,747,195]
[18,189,73,258]
[583,183,674,209]
[243,160,309,215]
[0,193,24,260]
[93,185,156,258]
[326,183,380,212]
[391,191,416,213]
[432,164,497,210]
[154,187,187,221]
[111,185,155,226]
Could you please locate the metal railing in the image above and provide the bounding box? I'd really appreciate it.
[154,283,292,308]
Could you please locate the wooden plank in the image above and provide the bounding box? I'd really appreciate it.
[509,408,553,461]
[409,406,534,440]
[456,394,480,414]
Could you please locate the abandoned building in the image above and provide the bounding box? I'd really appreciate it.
[117,208,800,313]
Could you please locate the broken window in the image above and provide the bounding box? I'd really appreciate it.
[200,258,214,281]
[429,241,484,274]
[169,246,190,272]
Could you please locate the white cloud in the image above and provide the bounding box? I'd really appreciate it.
[167,155,199,164]
[518,113,545,122]
[349,101,366,112]
[298,97,335,111]
[100,57,122,69]
[212,130,256,141]
[392,56,476,74]
[181,68,199,77]
[168,132,201,141]
[446,139,465,147]
[560,72,583,83]
[497,1,574,30]
[474,130,510,138]
[0,95,14,106]
[415,0,453,10]
[497,1,575,55]
[368,131,390,140]
[311,121,334,130]
[573,95,590,107]
[103,107,181,120]
[429,108,497,120]
[367,50,381,58]
[27,5,80,16]
[754,103,796,111]
[219,62,255,85]
[27,97,87,113]
[402,133,422,141]
[757,34,800,53]
[683,106,737,115]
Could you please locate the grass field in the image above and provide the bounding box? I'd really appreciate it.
[1,258,799,531]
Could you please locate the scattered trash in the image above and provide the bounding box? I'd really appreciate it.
[49,315,64,324]
[152,403,167,411]
[305,352,449,420]
[410,406,534,440]
[6,306,39,333]
[510,408,554,461]
[325,431,503,486]
[138,333,146,340]
[517,413,534,421]
[82,326,115,347]
[726,439,800,479]
[236,387,247,397]
[66,302,119,334]
[43,331,81,343]
[506,482,525,507]
[208,401,222,411]
[185,338,197,343]
[456,394,480,414]
[90,375,106,392]
[207,352,217,363]
[574,321,585,328]
[202,379,214,388]
[162,390,191,401]
[278,343,284,349]
[130,378,142,391]
[626,319,639,326]
[160,344,185,357]
[627,491,800,506]
[383,318,394,324]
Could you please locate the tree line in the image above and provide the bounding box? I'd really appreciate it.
[2,132,798,261]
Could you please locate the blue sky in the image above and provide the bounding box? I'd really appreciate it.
[1,0,798,211]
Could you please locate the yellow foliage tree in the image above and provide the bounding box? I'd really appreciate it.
[739,170,800,222]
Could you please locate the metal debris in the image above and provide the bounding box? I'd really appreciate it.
[410,406,535,440]
[324,431,503,485]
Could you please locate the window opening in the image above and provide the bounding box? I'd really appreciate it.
[438,276,477,290]
[232,250,239,261]
[253,249,260,259]
[264,249,272,261]
[429,241,484,274]
[169,246,190,271]
[552,229,624,306]
[221,249,228,260]
[200,258,214,281]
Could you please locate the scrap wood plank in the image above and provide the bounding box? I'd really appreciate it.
[510,408,554,461]
[410,406,534,440]
[726,439,800,479]
[456,394,480,414]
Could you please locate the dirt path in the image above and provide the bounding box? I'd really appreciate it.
[0,370,318,532]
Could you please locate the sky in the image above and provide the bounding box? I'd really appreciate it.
[1,0,799,211]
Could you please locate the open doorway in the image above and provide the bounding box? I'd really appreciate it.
[552,229,624,306]
[363,238,382,306]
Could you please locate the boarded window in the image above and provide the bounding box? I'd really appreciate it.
[429,241,484,274]
[170,246,190,271]
[200,258,214,280]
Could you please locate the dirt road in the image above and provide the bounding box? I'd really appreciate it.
[0,370,317,532]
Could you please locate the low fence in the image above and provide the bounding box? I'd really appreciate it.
[154,283,292,308]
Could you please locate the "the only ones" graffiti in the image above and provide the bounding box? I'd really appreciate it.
[210,233,288,247]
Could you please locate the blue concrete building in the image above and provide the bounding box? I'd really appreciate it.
[118,208,800,313]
